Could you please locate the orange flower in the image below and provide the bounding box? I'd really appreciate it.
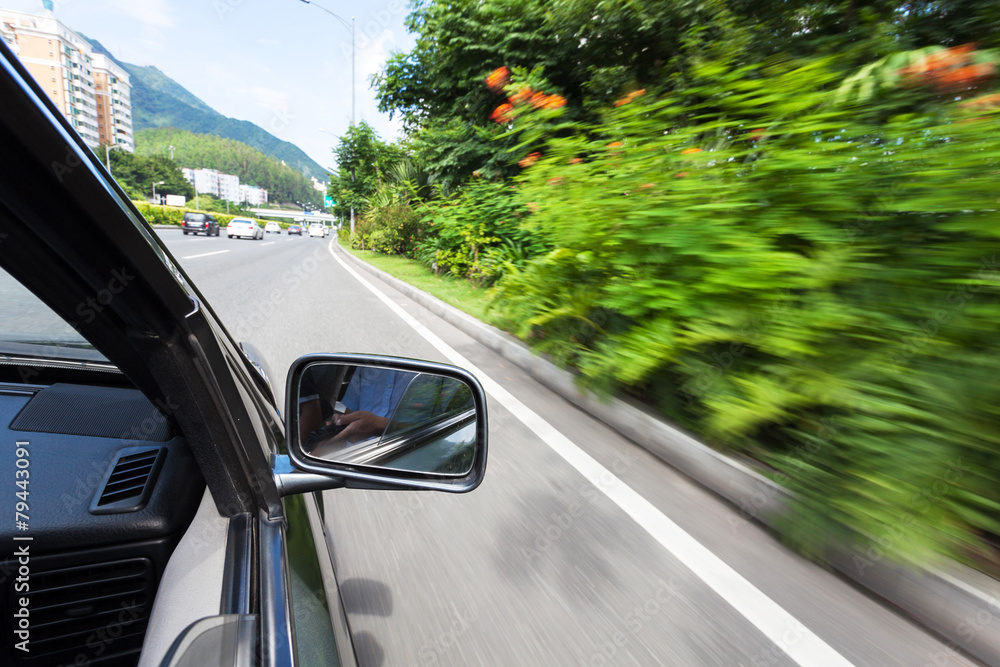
[490,103,515,123]
[960,93,1000,110]
[510,86,534,104]
[569,157,583,164]
[527,202,540,212]
[543,94,567,109]
[485,66,511,92]
[675,172,688,178]
[900,44,995,93]
[681,148,702,154]
[614,89,647,106]
[530,92,548,108]
[640,183,655,189]
[547,177,564,185]
[519,152,542,168]
[608,141,623,148]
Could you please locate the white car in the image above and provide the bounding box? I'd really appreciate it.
[227,218,263,240]
[264,221,282,234]
[308,223,327,238]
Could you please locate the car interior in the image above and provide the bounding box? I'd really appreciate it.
[0,287,209,666]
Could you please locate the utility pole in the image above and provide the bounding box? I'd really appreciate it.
[299,0,355,233]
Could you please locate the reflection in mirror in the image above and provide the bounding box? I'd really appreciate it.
[297,363,477,476]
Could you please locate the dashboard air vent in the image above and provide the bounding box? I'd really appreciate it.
[5,558,153,665]
[89,446,165,515]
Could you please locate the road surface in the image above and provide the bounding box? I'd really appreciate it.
[158,228,978,667]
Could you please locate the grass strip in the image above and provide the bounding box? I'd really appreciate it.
[339,246,506,328]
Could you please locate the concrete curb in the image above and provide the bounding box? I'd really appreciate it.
[335,243,1000,666]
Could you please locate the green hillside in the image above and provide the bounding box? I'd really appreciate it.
[135,128,323,206]
[81,36,327,181]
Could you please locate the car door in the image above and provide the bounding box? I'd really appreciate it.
[0,40,348,667]
[0,39,486,667]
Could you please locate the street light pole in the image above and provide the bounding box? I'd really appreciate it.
[299,0,355,233]
[152,180,165,206]
[105,143,127,175]
[298,0,354,126]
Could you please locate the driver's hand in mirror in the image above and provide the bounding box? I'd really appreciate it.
[331,409,389,442]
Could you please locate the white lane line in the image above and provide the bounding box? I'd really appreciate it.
[326,240,854,667]
[261,242,276,246]
[182,250,230,260]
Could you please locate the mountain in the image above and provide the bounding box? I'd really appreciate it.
[134,128,321,205]
[81,36,327,181]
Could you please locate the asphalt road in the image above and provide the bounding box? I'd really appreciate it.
[158,228,978,667]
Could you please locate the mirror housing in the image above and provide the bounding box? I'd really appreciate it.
[281,353,488,493]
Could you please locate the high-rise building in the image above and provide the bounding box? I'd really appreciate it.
[183,168,252,204]
[239,184,268,206]
[0,8,131,151]
[92,54,133,152]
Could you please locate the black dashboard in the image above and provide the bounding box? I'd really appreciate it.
[0,380,204,667]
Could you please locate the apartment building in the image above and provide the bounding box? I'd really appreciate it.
[0,8,132,151]
[92,54,134,151]
[239,184,268,206]
[183,168,265,205]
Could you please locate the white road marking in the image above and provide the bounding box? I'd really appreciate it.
[326,239,854,667]
[182,250,230,260]
[261,242,275,246]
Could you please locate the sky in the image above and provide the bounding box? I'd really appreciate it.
[4,0,416,172]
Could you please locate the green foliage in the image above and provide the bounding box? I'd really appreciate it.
[330,122,405,222]
[106,147,194,200]
[492,54,1000,568]
[349,160,425,255]
[134,128,320,206]
[414,178,538,286]
[131,201,238,228]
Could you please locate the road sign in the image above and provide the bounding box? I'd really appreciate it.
[324,196,334,208]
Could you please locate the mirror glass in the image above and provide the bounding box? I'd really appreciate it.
[297,363,478,475]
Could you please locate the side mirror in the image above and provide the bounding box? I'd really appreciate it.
[280,354,488,493]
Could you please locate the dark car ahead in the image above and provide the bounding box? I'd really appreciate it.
[0,41,487,667]
[181,211,219,236]
[288,223,302,235]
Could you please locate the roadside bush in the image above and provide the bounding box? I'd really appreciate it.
[415,178,540,286]
[351,201,423,255]
[131,201,237,228]
[494,53,1000,570]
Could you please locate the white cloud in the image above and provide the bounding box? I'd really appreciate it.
[103,0,175,29]
[234,86,290,114]
[357,28,395,80]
